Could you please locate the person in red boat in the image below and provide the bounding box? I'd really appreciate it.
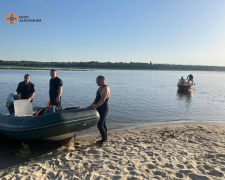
[187,74,193,84]
[179,77,186,84]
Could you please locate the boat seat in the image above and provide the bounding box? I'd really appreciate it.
[14,99,33,117]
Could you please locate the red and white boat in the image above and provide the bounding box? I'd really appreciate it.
[177,82,195,91]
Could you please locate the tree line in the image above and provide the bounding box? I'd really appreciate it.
[1,60,225,71]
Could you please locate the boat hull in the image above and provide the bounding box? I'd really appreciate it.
[177,83,194,91]
[0,108,99,141]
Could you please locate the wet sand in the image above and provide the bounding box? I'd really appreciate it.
[1,122,225,179]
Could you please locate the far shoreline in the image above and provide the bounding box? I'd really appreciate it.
[0,66,92,71]
[1,66,225,72]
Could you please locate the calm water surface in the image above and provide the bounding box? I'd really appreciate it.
[1,69,225,131]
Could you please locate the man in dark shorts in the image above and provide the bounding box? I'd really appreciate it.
[16,74,35,102]
[49,69,63,109]
[89,75,110,146]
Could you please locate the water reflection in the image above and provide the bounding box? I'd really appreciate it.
[177,90,194,102]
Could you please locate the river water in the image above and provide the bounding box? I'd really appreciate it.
[1,69,225,129]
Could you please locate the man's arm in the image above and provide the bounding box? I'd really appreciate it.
[16,83,21,94]
[28,92,35,102]
[28,84,35,101]
[56,86,63,102]
[88,98,96,108]
[92,98,97,105]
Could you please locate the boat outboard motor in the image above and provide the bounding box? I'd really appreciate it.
[6,93,21,115]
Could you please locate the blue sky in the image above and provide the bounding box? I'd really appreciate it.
[1,0,225,66]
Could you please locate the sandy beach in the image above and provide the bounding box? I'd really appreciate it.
[1,122,225,180]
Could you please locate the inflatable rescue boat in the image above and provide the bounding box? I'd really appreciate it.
[0,94,99,141]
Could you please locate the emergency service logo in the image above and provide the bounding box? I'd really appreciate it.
[6,13,18,25]
[6,13,41,25]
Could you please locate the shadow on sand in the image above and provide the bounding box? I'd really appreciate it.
[0,134,72,170]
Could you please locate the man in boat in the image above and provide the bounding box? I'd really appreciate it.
[49,69,63,110]
[16,74,35,102]
[179,77,186,84]
[186,74,194,84]
[88,75,110,146]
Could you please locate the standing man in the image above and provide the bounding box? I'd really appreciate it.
[16,74,35,102]
[49,69,63,109]
[187,74,194,84]
[89,75,110,146]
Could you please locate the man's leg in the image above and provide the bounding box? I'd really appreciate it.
[97,110,108,142]
[103,120,107,142]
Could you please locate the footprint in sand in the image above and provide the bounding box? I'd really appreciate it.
[153,171,166,177]
[146,163,155,169]
[220,168,225,172]
[188,173,210,180]
[203,165,213,171]
[112,176,122,180]
[179,170,192,175]
[163,163,173,169]
[127,166,135,171]
[65,152,74,160]
[176,172,184,178]
[176,164,184,169]
[187,164,194,169]
[46,172,55,179]
[145,151,154,156]
[151,160,157,164]
[115,171,121,175]
[130,170,137,175]
[108,165,116,170]
[197,166,206,174]
[87,149,98,154]
[145,169,150,173]
[207,169,224,177]
[216,154,225,158]
[157,157,162,161]
[127,177,139,180]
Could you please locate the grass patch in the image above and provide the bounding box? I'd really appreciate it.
[15,142,31,159]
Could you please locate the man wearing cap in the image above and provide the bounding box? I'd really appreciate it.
[16,74,35,102]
